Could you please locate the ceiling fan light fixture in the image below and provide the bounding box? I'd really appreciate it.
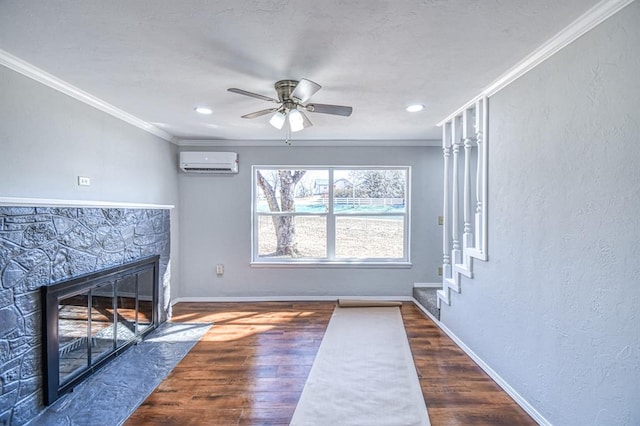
[228,78,349,133]
[269,110,287,129]
[288,109,305,132]
[194,106,213,115]
[405,104,424,113]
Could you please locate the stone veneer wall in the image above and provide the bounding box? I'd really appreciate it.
[0,207,171,425]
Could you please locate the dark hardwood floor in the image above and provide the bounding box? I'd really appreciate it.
[125,302,535,425]
[402,304,536,425]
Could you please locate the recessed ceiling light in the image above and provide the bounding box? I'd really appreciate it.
[194,106,213,115]
[405,104,424,112]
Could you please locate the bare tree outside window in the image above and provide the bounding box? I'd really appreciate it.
[256,170,306,256]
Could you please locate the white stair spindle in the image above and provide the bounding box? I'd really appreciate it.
[450,115,461,265]
[462,108,474,250]
[442,122,451,277]
[474,99,484,253]
[481,97,489,257]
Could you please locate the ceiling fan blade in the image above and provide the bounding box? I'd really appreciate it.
[305,103,353,117]
[300,110,313,129]
[291,79,321,103]
[228,88,279,103]
[241,108,278,119]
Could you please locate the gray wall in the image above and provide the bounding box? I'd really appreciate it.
[177,145,442,299]
[0,65,181,301]
[440,3,640,425]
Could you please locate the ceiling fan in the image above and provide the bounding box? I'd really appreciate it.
[227,79,353,133]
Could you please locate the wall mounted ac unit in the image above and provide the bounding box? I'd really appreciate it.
[179,151,238,174]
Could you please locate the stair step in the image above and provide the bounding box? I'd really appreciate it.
[413,287,440,320]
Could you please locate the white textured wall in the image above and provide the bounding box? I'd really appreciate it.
[0,66,181,300]
[177,145,442,299]
[440,3,640,425]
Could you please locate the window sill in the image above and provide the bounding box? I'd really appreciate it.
[250,261,412,269]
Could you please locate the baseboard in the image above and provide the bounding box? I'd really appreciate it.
[412,282,441,288]
[436,289,450,306]
[171,295,413,305]
[411,297,441,323]
[453,262,473,278]
[444,276,461,293]
[411,300,551,426]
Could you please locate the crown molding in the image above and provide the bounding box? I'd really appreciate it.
[0,49,177,144]
[176,138,441,147]
[439,0,635,125]
[0,49,437,148]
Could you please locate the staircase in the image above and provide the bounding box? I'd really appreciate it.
[413,287,440,320]
[438,97,489,307]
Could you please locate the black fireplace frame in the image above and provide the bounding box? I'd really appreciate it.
[42,255,160,405]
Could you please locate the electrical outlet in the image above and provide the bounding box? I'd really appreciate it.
[78,176,91,186]
[438,216,444,226]
[438,266,443,276]
[216,264,224,276]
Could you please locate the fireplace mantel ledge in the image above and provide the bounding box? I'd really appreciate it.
[0,197,174,209]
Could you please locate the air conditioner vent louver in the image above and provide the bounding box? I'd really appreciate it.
[179,152,238,174]
[184,167,231,171]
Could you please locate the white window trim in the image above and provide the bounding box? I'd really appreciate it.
[251,165,412,267]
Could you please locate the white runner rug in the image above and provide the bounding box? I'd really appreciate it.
[290,306,430,426]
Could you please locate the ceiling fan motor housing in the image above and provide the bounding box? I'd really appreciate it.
[275,80,299,106]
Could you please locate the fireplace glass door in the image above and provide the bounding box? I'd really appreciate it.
[90,281,116,366]
[58,290,90,385]
[43,256,159,405]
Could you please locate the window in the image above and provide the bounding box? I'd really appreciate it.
[252,166,410,266]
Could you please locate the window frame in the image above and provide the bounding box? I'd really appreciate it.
[251,165,411,268]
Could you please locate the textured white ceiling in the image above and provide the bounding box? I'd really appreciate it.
[0,0,601,142]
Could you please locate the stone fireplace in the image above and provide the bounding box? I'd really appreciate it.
[0,206,171,425]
